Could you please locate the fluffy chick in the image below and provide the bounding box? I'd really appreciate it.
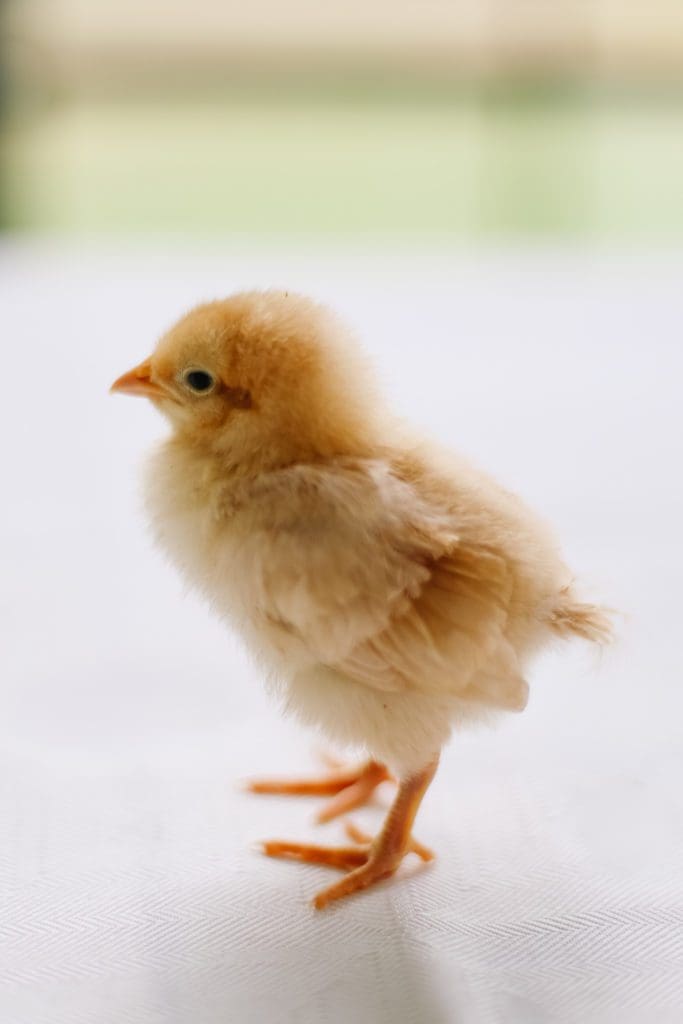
[112,290,611,908]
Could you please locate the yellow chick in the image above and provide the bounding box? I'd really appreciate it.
[112,290,611,909]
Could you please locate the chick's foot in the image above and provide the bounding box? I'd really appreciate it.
[247,758,392,823]
[261,822,433,907]
[259,758,438,909]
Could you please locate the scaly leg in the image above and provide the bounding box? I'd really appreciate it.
[260,756,439,909]
[247,758,392,823]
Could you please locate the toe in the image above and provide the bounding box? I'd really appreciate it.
[260,840,368,871]
[313,858,399,909]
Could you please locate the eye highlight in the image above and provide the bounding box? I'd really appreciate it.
[182,369,215,394]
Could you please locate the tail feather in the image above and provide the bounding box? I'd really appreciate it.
[547,588,614,645]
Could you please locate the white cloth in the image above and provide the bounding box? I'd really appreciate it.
[1,241,681,1024]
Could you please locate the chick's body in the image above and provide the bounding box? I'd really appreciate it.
[114,290,611,907]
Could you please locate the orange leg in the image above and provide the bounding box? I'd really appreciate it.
[260,757,439,909]
[246,758,392,823]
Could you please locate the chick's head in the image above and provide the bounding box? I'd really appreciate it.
[112,290,382,467]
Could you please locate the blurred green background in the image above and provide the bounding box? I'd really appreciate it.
[2,0,682,239]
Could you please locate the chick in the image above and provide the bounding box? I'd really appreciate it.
[112,290,612,909]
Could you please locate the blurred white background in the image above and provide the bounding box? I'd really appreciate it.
[1,3,682,1023]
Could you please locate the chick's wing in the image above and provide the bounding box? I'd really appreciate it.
[250,460,524,703]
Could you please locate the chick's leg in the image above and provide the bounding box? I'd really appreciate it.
[261,757,439,909]
[313,757,438,909]
[247,758,391,823]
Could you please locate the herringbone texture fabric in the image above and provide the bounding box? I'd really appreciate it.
[2,694,682,1024]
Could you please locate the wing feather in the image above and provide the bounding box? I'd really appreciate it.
[253,459,527,710]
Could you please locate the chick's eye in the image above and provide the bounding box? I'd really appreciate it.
[183,369,215,394]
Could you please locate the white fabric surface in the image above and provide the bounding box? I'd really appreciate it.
[1,240,682,1024]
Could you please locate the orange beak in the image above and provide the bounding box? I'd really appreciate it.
[110,359,163,398]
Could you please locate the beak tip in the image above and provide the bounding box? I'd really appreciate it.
[110,359,157,398]
[109,378,130,396]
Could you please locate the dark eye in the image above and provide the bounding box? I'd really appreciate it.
[183,369,215,394]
